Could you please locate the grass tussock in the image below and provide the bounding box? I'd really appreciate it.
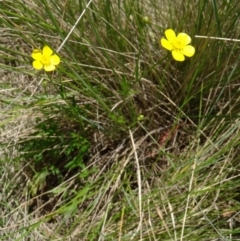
[1,0,240,240]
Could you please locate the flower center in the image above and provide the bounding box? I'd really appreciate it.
[172,38,184,50]
[41,55,51,66]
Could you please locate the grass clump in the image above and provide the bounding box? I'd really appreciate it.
[1,0,240,240]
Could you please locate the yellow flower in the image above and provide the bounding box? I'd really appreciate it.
[31,45,60,72]
[160,29,195,61]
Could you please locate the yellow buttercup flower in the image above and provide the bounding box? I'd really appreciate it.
[160,29,195,61]
[31,45,60,72]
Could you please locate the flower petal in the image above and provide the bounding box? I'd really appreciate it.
[165,29,176,42]
[50,54,60,65]
[31,49,42,61]
[177,33,191,45]
[42,45,53,57]
[44,64,56,72]
[172,50,185,61]
[182,45,195,57]
[161,38,173,50]
[33,60,43,70]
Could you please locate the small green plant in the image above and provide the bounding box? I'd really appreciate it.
[19,114,90,195]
